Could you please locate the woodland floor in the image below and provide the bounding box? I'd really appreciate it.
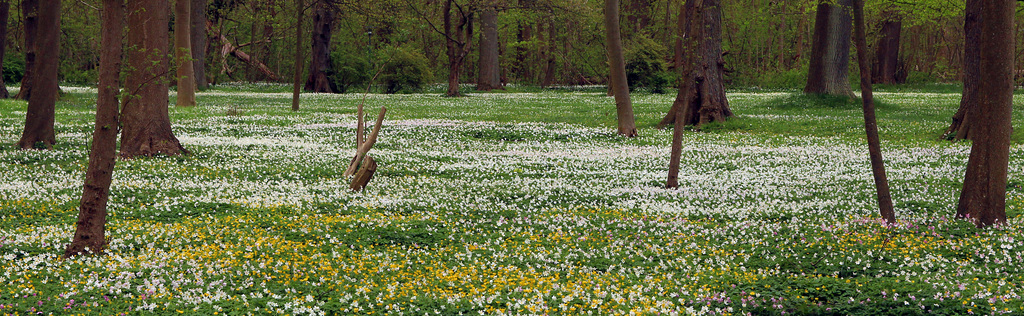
[0,84,1023,315]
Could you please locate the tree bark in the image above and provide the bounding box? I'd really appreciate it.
[659,0,731,128]
[672,0,685,71]
[627,0,651,34]
[443,0,473,97]
[476,6,502,91]
[14,0,37,100]
[852,0,895,224]
[944,0,980,141]
[291,0,303,110]
[605,0,638,137]
[804,0,854,97]
[956,0,1013,228]
[16,0,59,149]
[871,12,903,85]
[540,19,556,88]
[304,0,335,93]
[191,0,208,89]
[65,0,123,258]
[121,0,187,158]
[0,0,10,99]
[175,0,196,107]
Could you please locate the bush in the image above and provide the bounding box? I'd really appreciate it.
[755,66,808,90]
[329,50,371,93]
[61,69,97,86]
[624,36,670,94]
[3,55,24,84]
[380,47,433,93]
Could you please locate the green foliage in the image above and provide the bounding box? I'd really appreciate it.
[61,69,97,86]
[754,66,809,90]
[329,50,371,93]
[624,36,670,94]
[3,54,24,84]
[380,47,433,94]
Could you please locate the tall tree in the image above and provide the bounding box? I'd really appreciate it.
[476,5,502,91]
[605,0,638,137]
[191,0,208,89]
[540,18,557,87]
[659,0,730,128]
[956,0,1014,228]
[852,0,895,224]
[175,0,197,107]
[304,0,336,93]
[121,0,188,157]
[443,0,473,97]
[943,0,980,141]
[14,0,37,100]
[292,0,304,110]
[65,0,124,258]
[16,0,60,149]
[0,0,10,98]
[871,11,903,85]
[804,0,853,97]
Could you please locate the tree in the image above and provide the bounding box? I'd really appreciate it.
[292,0,304,110]
[852,0,895,224]
[871,10,903,85]
[191,0,209,90]
[476,5,502,91]
[16,0,60,149]
[304,0,336,93]
[65,0,124,258]
[443,0,474,97]
[14,0,38,100]
[955,0,1014,228]
[804,0,853,97]
[604,0,637,137]
[664,0,730,188]
[175,0,197,107]
[943,0,979,141]
[120,0,188,157]
[0,0,10,99]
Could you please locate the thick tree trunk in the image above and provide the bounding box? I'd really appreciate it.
[944,0,980,141]
[956,0,1013,228]
[175,0,196,107]
[804,0,854,97]
[605,0,638,137]
[871,12,903,85]
[65,0,123,258]
[476,7,502,91]
[191,0,208,89]
[304,1,335,93]
[121,0,187,157]
[659,0,731,129]
[443,0,472,97]
[672,0,685,71]
[540,20,556,87]
[291,0,303,110]
[852,0,895,224]
[16,0,59,149]
[0,0,10,99]
[14,0,37,100]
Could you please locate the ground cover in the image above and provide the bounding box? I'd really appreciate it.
[1,86,1023,315]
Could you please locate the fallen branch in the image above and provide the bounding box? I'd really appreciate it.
[208,25,280,81]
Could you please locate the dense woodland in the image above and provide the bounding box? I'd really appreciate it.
[1,0,1023,92]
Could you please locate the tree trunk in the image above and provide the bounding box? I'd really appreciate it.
[956,0,1013,228]
[14,0,37,100]
[659,0,731,128]
[852,0,895,224]
[121,0,187,157]
[804,0,854,97]
[515,0,534,84]
[871,12,903,85]
[16,0,59,149]
[0,0,10,99]
[443,0,472,97]
[304,0,335,93]
[191,0,208,89]
[540,19,556,87]
[944,0,980,141]
[627,0,651,34]
[672,0,685,71]
[605,0,638,137]
[476,6,502,91]
[175,0,196,107]
[65,0,123,258]
[291,0,303,110]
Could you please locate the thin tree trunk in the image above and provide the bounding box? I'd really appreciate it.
[0,0,10,99]
[65,0,123,258]
[804,0,854,97]
[944,0,980,141]
[871,11,903,85]
[852,0,895,224]
[304,0,335,93]
[175,0,196,107]
[121,0,187,157]
[605,0,638,137]
[291,0,303,110]
[541,19,556,87]
[191,0,208,89]
[14,0,37,100]
[476,6,502,91]
[659,0,731,128]
[956,0,1013,228]
[16,0,59,149]
[673,0,685,71]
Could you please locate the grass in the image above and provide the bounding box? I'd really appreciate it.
[0,84,1023,315]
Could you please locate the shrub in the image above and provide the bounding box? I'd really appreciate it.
[624,36,670,93]
[329,50,371,93]
[3,55,24,84]
[380,47,433,94]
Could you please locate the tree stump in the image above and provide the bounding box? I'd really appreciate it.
[350,155,377,191]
